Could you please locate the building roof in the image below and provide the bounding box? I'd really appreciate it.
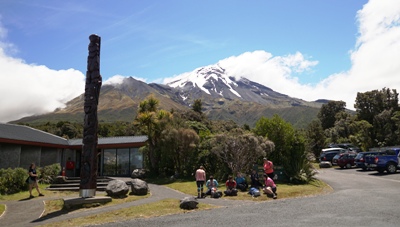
[0,123,69,147]
[0,123,148,148]
[68,136,148,149]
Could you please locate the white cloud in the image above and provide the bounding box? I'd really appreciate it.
[163,0,400,110]
[0,47,85,123]
[103,74,147,85]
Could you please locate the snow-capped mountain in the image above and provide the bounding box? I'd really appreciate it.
[12,64,324,128]
[165,64,318,107]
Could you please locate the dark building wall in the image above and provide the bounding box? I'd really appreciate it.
[20,145,41,169]
[0,143,21,169]
[41,147,61,167]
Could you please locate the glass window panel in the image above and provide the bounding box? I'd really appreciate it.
[130,148,143,170]
[117,148,130,175]
[103,149,116,176]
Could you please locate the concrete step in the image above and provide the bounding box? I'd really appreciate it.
[46,186,107,191]
[49,182,109,188]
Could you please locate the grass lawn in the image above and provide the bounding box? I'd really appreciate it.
[0,174,332,227]
[0,204,5,216]
[164,178,331,201]
[40,199,217,227]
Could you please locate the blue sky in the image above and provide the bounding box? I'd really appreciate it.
[1,0,400,123]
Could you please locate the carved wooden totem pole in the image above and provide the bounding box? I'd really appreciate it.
[80,34,102,198]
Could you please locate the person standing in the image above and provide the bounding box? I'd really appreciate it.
[263,157,275,179]
[195,166,206,198]
[28,163,44,198]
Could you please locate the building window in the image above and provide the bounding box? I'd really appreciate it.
[102,147,143,176]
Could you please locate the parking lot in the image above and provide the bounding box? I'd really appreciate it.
[326,164,400,181]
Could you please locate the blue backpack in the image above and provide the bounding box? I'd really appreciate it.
[249,187,260,197]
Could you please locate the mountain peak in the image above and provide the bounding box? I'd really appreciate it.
[166,64,242,98]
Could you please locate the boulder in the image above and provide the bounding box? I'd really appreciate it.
[319,161,332,168]
[129,178,149,195]
[179,196,198,210]
[105,180,129,197]
[131,169,146,179]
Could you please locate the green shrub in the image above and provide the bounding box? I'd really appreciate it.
[0,167,27,195]
[39,163,61,184]
[0,163,61,195]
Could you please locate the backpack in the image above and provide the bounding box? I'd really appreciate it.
[249,187,260,197]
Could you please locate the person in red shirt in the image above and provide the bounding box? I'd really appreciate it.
[224,175,238,196]
[66,157,75,170]
[263,157,275,179]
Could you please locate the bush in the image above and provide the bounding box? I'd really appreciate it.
[0,167,28,195]
[39,163,62,184]
[0,163,61,195]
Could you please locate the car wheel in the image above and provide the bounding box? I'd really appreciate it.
[387,163,397,174]
[346,163,352,169]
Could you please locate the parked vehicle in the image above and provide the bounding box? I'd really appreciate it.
[327,143,362,152]
[332,149,358,165]
[355,151,382,170]
[337,153,357,169]
[321,147,347,154]
[319,151,341,163]
[365,147,400,174]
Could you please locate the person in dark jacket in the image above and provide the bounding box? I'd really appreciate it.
[28,163,44,198]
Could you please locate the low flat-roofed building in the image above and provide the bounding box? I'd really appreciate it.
[0,123,147,177]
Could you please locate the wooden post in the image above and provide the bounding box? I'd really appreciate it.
[80,34,102,198]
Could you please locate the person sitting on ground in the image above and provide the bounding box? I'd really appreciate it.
[262,174,277,199]
[250,169,263,188]
[224,175,238,196]
[235,172,248,192]
[205,175,221,198]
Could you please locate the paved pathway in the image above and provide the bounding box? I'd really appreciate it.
[0,182,259,226]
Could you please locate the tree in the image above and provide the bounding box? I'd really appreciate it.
[209,128,274,175]
[192,99,203,114]
[305,119,325,158]
[253,115,314,183]
[160,127,200,177]
[317,101,346,130]
[348,120,373,151]
[354,88,400,147]
[354,87,399,124]
[134,96,172,175]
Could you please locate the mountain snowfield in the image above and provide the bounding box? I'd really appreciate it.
[167,64,242,98]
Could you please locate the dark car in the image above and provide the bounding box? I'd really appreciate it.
[355,151,382,170]
[332,149,358,165]
[319,151,341,163]
[337,153,357,168]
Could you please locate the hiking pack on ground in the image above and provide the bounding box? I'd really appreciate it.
[248,187,261,197]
